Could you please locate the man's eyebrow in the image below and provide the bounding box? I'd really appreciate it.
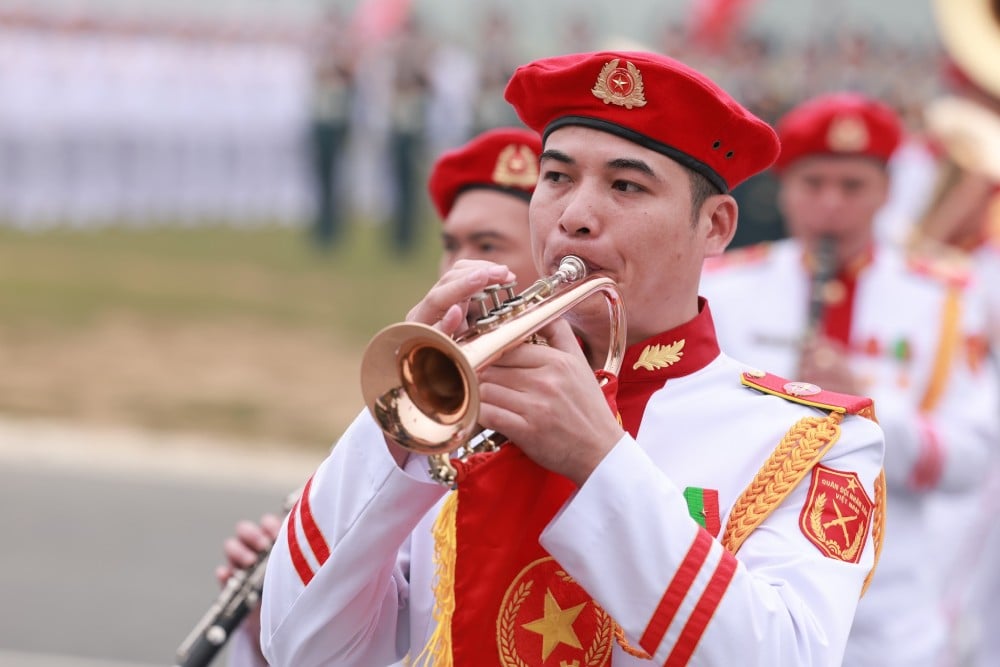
[607,157,656,178]
[539,149,573,165]
[468,230,506,242]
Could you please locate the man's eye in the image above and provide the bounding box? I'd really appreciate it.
[612,180,642,193]
[543,171,568,183]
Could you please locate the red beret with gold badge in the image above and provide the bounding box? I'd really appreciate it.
[503,51,780,193]
[427,127,542,219]
[774,92,903,172]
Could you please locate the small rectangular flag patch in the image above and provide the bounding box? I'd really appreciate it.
[683,486,721,537]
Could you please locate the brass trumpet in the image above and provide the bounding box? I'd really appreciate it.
[360,256,627,485]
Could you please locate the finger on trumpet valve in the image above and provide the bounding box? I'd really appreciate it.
[484,284,504,311]
[470,292,491,320]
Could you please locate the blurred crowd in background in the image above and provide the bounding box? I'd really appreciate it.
[0,3,948,250]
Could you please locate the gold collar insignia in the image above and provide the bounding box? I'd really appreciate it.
[632,339,685,371]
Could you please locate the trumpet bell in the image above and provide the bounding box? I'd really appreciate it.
[358,255,627,483]
[361,322,479,454]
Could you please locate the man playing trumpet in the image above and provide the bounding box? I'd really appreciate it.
[262,51,886,667]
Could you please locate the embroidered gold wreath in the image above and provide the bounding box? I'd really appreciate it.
[809,492,865,561]
[492,144,539,188]
[826,115,869,153]
[591,59,647,109]
[633,339,686,370]
[497,571,613,667]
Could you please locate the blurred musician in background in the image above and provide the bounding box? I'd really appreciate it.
[700,92,1000,667]
[888,2,1000,664]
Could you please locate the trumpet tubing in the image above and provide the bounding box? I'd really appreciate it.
[360,256,627,484]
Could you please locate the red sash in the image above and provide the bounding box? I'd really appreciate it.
[446,374,619,666]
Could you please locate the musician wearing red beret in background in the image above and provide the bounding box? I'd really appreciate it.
[261,51,887,667]
[876,2,1000,665]
[701,92,1000,667]
[208,127,543,667]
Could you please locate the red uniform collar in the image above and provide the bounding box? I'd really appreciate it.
[619,297,721,383]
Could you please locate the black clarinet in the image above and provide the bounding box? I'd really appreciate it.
[174,490,300,667]
[806,235,838,340]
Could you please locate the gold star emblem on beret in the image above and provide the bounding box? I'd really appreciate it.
[592,58,647,109]
[826,115,869,152]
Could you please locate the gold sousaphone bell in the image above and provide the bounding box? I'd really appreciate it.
[933,0,1000,102]
[915,0,1000,244]
[360,256,627,485]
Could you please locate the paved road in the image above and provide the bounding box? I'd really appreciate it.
[0,419,321,667]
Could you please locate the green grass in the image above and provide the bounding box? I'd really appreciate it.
[0,218,444,344]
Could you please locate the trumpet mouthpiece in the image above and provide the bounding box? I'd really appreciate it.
[557,255,587,282]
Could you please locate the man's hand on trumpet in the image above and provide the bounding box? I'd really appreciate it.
[477,316,625,487]
[405,260,515,336]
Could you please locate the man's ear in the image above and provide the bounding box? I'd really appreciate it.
[702,194,738,258]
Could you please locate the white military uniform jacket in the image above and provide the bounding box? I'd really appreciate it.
[260,302,885,667]
[700,239,1000,667]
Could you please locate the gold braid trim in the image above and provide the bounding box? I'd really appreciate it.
[412,492,458,667]
[919,286,961,412]
[862,469,887,597]
[721,412,844,555]
[612,412,851,660]
[613,622,652,659]
[613,412,883,657]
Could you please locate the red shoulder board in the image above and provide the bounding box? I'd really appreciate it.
[905,250,972,289]
[741,370,874,416]
[703,243,771,273]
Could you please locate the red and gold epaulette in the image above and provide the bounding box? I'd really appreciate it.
[702,243,771,273]
[741,370,875,417]
[905,248,973,288]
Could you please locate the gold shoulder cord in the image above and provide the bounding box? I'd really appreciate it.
[721,411,886,597]
[614,411,885,659]
[920,286,961,412]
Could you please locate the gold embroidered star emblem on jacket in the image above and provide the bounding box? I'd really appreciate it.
[521,589,586,661]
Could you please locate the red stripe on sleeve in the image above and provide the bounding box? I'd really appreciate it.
[910,416,944,490]
[286,500,315,586]
[639,529,713,655]
[298,476,331,566]
[664,550,738,667]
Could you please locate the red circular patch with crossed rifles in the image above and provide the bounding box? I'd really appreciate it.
[799,464,874,564]
[496,556,613,667]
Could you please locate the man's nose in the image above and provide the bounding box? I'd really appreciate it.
[558,188,601,236]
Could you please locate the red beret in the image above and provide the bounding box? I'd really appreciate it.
[774,93,903,172]
[427,127,542,219]
[503,51,779,193]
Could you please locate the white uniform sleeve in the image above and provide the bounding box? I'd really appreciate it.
[260,411,447,667]
[877,285,1000,495]
[227,621,268,667]
[541,414,884,667]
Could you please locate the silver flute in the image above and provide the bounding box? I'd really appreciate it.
[173,489,300,667]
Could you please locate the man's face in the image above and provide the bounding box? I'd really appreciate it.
[529,125,715,342]
[439,189,538,285]
[778,156,890,265]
